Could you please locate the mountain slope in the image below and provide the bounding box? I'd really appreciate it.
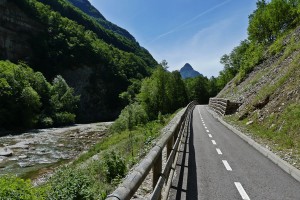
[66,0,136,41]
[0,0,157,122]
[180,63,201,79]
[217,26,300,168]
[67,0,106,20]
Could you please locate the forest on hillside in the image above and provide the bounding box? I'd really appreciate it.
[1,0,157,129]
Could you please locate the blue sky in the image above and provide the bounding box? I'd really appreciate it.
[88,0,257,77]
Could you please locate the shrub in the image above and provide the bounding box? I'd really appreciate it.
[54,112,76,126]
[103,152,126,183]
[46,167,93,200]
[39,117,54,127]
[0,175,45,200]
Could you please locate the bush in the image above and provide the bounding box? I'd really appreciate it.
[39,117,54,127]
[46,167,93,200]
[54,112,76,126]
[0,175,45,200]
[103,152,126,183]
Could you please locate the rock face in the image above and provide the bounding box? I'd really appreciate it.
[179,63,201,79]
[0,0,42,61]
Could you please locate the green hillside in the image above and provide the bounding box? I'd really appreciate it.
[2,0,157,123]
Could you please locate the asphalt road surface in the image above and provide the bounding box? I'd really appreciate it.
[168,105,300,200]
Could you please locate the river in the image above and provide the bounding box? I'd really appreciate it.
[0,122,112,183]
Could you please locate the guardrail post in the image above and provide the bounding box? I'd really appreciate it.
[153,152,162,199]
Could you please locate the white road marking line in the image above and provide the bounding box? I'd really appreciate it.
[208,134,212,138]
[216,148,222,155]
[222,160,232,171]
[204,126,207,129]
[206,130,209,132]
[211,140,216,145]
[234,182,250,200]
[198,107,201,116]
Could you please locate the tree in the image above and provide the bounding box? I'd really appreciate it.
[19,86,42,127]
[138,64,188,119]
[50,75,80,125]
[184,76,209,104]
[248,0,297,43]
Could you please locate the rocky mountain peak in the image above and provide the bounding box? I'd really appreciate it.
[180,63,201,79]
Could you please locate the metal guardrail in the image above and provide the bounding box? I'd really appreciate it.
[106,101,198,200]
[208,98,242,116]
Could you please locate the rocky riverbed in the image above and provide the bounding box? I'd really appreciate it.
[0,122,112,181]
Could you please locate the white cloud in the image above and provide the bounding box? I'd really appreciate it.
[149,0,232,44]
[149,17,242,77]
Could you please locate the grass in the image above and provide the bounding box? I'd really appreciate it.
[226,102,300,151]
[74,114,173,166]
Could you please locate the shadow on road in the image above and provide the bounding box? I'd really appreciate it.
[186,113,198,199]
[170,111,198,199]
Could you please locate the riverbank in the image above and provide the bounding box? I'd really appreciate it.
[0,122,112,183]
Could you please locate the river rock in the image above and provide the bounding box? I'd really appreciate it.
[0,147,13,156]
[19,155,28,159]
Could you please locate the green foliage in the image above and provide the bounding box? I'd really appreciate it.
[138,65,188,119]
[184,75,210,104]
[50,75,80,114]
[0,61,79,130]
[236,42,265,82]
[11,0,157,122]
[20,86,42,127]
[46,167,94,200]
[119,79,142,105]
[0,175,45,200]
[111,102,148,132]
[103,152,126,183]
[248,0,298,44]
[54,112,76,126]
[39,117,54,127]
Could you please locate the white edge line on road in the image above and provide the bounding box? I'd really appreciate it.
[222,160,232,171]
[211,140,216,145]
[206,130,209,132]
[216,148,222,155]
[234,182,250,200]
[206,106,300,183]
[208,134,212,138]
